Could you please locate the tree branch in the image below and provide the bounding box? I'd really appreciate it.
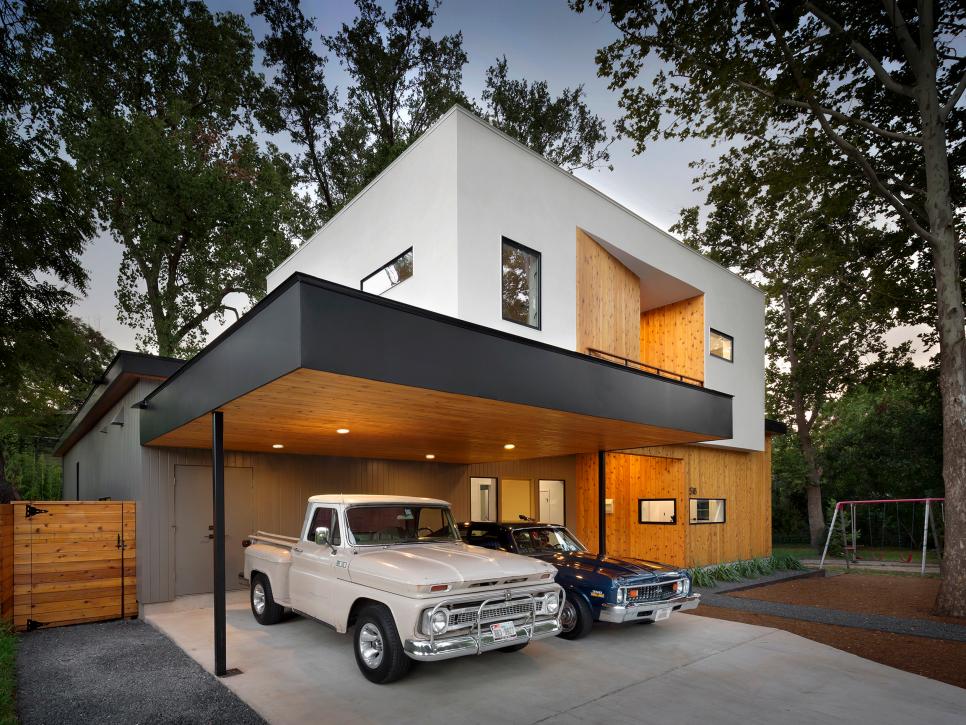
[759,2,942,247]
[734,79,922,143]
[803,2,915,98]
[880,0,922,66]
[941,70,966,121]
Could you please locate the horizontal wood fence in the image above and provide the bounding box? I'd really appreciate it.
[0,501,137,631]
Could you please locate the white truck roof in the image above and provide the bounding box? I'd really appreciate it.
[308,494,451,506]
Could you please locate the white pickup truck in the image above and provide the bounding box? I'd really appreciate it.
[243,494,563,683]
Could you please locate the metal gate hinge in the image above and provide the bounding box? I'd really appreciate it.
[25,504,48,518]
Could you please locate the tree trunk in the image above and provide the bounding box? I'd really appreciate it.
[918,63,966,617]
[799,430,825,548]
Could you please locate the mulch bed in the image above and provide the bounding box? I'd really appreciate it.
[688,605,966,690]
[729,572,962,625]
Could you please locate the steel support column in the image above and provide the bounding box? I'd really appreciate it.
[598,451,606,556]
[212,411,226,677]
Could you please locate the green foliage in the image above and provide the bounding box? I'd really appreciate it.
[256,0,612,222]
[3,448,61,501]
[30,0,314,357]
[687,554,804,589]
[0,621,14,725]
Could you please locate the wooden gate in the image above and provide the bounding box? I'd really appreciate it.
[9,501,137,631]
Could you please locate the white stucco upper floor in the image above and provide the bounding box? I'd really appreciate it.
[267,106,765,452]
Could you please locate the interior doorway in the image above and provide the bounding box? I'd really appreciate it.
[539,480,565,524]
[470,477,497,522]
[174,465,254,596]
[500,478,533,522]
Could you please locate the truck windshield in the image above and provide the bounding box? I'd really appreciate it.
[512,527,586,555]
[345,505,460,545]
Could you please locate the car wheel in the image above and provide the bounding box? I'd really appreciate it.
[498,641,529,652]
[558,593,593,640]
[250,573,284,625]
[354,604,412,684]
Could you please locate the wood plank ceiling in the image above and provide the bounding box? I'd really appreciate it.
[145,368,715,464]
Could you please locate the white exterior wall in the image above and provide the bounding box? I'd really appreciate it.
[267,107,766,452]
[267,114,459,315]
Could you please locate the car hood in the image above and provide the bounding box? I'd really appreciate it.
[348,542,556,596]
[539,551,683,582]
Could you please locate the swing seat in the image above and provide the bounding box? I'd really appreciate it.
[900,553,912,563]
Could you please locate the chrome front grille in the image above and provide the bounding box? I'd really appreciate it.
[624,579,684,603]
[449,600,543,627]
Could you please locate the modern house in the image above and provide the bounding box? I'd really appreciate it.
[55,106,779,608]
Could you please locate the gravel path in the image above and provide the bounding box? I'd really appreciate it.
[17,619,265,724]
[699,591,966,642]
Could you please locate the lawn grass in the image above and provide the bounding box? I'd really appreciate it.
[0,622,15,725]
[823,566,943,579]
[773,544,940,563]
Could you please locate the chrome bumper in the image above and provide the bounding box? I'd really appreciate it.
[598,593,700,624]
[404,617,561,661]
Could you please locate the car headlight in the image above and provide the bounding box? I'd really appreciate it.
[615,587,626,605]
[544,592,559,614]
[672,579,690,596]
[430,609,449,635]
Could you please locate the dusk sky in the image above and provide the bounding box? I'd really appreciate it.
[68,0,929,360]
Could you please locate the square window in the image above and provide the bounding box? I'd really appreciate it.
[638,498,676,524]
[361,248,413,295]
[689,498,726,524]
[502,238,541,329]
[710,329,733,362]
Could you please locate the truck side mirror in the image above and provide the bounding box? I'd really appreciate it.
[314,526,330,546]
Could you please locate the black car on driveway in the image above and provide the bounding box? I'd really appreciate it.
[458,521,699,639]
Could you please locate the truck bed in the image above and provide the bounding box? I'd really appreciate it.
[247,531,300,549]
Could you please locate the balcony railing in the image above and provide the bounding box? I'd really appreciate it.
[587,348,704,388]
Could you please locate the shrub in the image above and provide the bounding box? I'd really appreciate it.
[687,552,804,588]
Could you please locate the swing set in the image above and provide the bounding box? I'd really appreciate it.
[819,497,945,575]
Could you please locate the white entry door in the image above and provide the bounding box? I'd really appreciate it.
[470,477,497,522]
[539,480,565,525]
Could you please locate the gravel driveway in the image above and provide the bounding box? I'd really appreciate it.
[17,619,264,724]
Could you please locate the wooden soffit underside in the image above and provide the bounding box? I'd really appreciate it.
[145,368,716,464]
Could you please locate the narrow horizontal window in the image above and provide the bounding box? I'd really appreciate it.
[361,248,413,295]
[638,498,676,525]
[710,329,733,362]
[502,237,541,329]
[689,498,726,524]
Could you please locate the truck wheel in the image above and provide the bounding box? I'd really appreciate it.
[558,593,593,640]
[251,573,284,625]
[354,604,412,684]
[498,642,529,652]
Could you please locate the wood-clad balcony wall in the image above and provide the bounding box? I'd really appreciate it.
[575,229,640,359]
[574,441,773,567]
[639,295,705,385]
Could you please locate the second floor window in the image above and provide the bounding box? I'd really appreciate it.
[710,329,733,362]
[361,248,413,295]
[502,237,541,329]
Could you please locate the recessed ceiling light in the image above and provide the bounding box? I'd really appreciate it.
[336,428,350,434]
[504,443,515,450]
[425,454,435,460]
[272,443,284,449]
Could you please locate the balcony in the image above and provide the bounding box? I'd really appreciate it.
[587,348,704,388]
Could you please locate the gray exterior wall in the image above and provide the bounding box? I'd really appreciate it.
[63,394,577,605]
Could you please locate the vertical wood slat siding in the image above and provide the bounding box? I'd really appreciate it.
[576,229,641,359]
[0,505,12,622]
[11,501,136,631]
[575,442,773,567]
[639,294,705,384]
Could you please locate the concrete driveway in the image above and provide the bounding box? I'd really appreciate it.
[144,591,966,725]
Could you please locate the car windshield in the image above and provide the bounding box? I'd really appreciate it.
[345,505,460,545]
[512,527,586,555]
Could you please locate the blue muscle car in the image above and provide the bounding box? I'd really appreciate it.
[457,521,699,639]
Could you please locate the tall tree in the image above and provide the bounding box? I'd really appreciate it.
[32,0,313,356]
[256,0,611,222]
[674,147,901,547]
[575,0,966,615]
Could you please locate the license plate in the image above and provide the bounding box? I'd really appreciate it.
[490,621,517,640]
[654,607,671,622]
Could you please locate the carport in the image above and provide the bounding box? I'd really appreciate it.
[137,273,733,676]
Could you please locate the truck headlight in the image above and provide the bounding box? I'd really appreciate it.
[544,592,559,614]
[430,609,449,635]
